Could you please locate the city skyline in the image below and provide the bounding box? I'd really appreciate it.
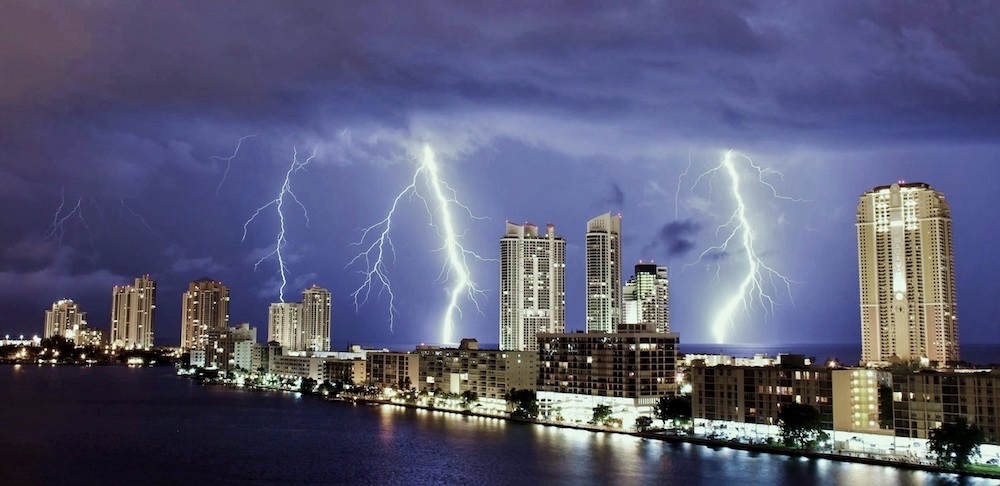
[1,3,999,348]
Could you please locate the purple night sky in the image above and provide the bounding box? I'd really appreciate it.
[1,2,998,348]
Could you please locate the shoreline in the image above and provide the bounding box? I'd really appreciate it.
[343,395,1000,481]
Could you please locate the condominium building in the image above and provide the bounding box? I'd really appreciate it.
[180,278,230,352]
[203,323,257,370]
[586,212,622,333]
[623,263,670,333]
[499,222,566,351]
[268,302,303,349]
[417,338,537,400]
[367,352,420,390]
[43,299,88,343]
[110,274,156,349]
[857,182,959,365]
[301,286,332,352]
[892,369,1000,444]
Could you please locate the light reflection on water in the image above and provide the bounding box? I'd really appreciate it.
[0,366,994,486]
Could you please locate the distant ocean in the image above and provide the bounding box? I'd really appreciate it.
[355,341,1000,367]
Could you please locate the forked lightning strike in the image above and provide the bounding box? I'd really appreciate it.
[243,147,316,302]
[349,144,490,344]
[213,134,257,195]
[685,150,803,343]
[45,190,90,245]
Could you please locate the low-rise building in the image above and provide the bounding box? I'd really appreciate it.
[325,358,366,386]
[418,338,537,400]
[893,369,1000,444]
[368,351,420,389]
[270,354,326,381]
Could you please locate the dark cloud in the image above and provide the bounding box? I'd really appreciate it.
[602,182,625,206]
[646,219,702,259]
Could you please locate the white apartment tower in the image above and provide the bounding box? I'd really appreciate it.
[857,182,959,365]
[110,274,156,349]
[301,286,332,352]
[44,299,88,343]
[623,263,670,333]
[586,212,622,333]
[180,278,230,352]
[499,222,566,351]
[268,302,303,348]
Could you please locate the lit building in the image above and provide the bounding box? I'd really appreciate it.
[180,278,230,352]
[324,359,366,386]
[499,222,566,351]
[301,286,332,352]
[44,299,88,343]
[203,323,257,370]
[418,338,537,400]
[892,369,1000,444]
[75,328,105,348]
[268,302,303,349]
[367,351,420,390]
[110,274,156,349]
[857,182,959,365]
[586,212,622,333]
[623,263,670,333]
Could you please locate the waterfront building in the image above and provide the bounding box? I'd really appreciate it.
[499,222,566,351]
[110,274,156,349]
[75,328,104,348]
[857,182,959,365]
[417,338,537,400]
[586,213,622,333]
[324,358,366,386]
[180,278,230,352]
[268,302,303,349]
[622,263,670,333]
[536,326,679,424]
[301,286,332,352]
[251,342,283,374]
[367,351,420,390]
[203,323,257,370]
[270,354,327,381]
[892,369,1000,444]
[43,299,88,343]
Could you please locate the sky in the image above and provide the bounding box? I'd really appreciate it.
[1,1,999,348]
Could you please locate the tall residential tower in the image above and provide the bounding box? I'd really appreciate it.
[586,212,622,333]
[44,299,88,343]
[857,182,958,365]
[301,285,332,352]
[499,222,566,351]
[110,275,156,349]
[623,263,670,333]
[180,278,230,352]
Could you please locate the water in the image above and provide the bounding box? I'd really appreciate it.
[0,366,990,485]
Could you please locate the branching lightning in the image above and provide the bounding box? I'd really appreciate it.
[45,190,90,245]
[348,144,491,344]
[212,134,257,195]
[242,147,316,302]
[683,150,804,343]
[119,198,157,237]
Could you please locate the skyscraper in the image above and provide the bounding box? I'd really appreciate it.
[857,182,958,365]
[499,222,566,351]
[623,263,670,333]
[110,274,156,349]
[268,302,303,349]
[300,285,332,352]
[44,299,87,343]
[586,212,622,333]
[180,278,230,352]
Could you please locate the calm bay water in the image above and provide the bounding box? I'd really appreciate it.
[0,366,991,485]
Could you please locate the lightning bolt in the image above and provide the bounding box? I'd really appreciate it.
[684,150,803,343]
[242,147,316,302]
[212,134,257,196]
[45,189,90,245]
[348,144,491,344]
[119,198,157,237]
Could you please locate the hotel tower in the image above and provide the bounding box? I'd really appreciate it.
[586,212,622,333]
[499,222,566,351]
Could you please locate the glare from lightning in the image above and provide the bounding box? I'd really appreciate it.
[242,147,316,302]
[683,150,804,343]
[348,144,491,344]
[212,134,257,195]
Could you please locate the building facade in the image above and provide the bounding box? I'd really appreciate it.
[268,302,303,349]
[418,339,537,400]
[44,299,88,343]
[586,212,622,333]
[300,286,332,352]
[110,274,156,349]
[892,370,1000,444]
[623,263,670,333]
[857,182,959,365]
[180,278,230,352]
[499,222,566,351]
[367,352,420,390]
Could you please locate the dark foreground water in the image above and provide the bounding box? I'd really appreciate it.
[0,366,991,486]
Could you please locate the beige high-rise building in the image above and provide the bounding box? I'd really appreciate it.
[301,286,331,352]
[268,302,303,349]
[499,222,566,351]
[44,299,88,343]
[623,263,670,333]
[586,212,622,333]
[110,274,156,349]
[180,278,230,352]
[857,182,958,365]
